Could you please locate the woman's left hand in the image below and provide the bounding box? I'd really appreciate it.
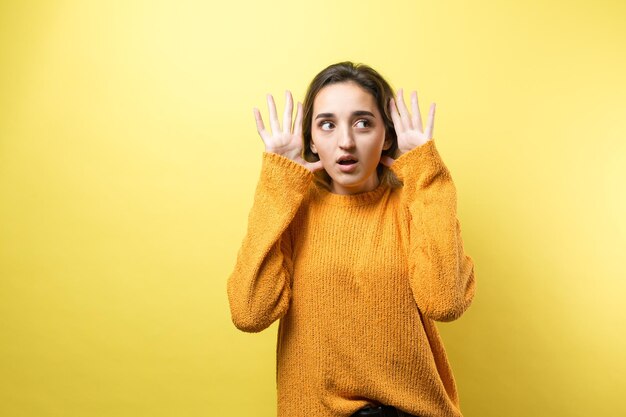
[380,89,436,167]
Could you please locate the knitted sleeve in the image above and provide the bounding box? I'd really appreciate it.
[389,139,476,322]
[227,152,313,332]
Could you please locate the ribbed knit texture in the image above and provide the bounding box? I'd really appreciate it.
[227,139,476,417]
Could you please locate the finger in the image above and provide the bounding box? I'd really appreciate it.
[425,103,436,139]
[267,94,281,135]
[293,102,303,138]
[379,155,396,168]
[396,88,412,130]
[389,98,404,134]
[305,160,325,173]
[411,91,423,132]
[282,90,293,134]
[253,107,270,144]
[253,107,265,132]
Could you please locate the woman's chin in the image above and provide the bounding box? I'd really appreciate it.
[329,175,380,195]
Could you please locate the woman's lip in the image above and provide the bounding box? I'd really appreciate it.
[337,155,358,163]
[337,161,358,173]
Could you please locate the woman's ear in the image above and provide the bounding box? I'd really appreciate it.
[310,141,317,154]
[382,135,392,151]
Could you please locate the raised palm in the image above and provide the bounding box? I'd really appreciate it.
[380,89,436,168]
[254,91,323,173]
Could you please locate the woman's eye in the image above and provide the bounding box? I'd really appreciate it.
[320,121,334,130]
[355,119,370,128]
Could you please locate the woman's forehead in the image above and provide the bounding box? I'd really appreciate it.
[313,81,378,115]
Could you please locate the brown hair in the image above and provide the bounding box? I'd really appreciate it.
[302,61,402,190]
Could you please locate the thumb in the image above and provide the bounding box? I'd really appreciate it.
[379,155,395,168]
[306,160,325,173]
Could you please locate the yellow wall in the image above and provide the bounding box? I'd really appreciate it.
[1,1,625,416]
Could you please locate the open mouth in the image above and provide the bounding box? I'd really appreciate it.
[337,156,358,165]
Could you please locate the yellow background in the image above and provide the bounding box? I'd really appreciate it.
[1,0,625,416]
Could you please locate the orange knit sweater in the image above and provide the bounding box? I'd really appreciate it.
[227,139,476,417]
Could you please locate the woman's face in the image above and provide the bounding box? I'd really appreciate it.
[310,81,391,195]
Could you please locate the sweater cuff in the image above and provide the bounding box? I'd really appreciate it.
[261,152,313,190]
[389,139,445,181]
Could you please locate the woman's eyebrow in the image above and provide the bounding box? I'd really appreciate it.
[353,110,375,118]
[315,110,376,120]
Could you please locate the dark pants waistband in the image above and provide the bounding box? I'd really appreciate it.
[351,405,418,417]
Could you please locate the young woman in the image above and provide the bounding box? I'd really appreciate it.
[227,62,476,417]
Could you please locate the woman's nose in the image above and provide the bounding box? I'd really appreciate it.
[338,127,355,149]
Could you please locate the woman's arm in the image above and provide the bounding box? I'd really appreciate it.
[383,89,476,322]
[228,91,320,332]
[390,140,476,322]
[227,152,312,332]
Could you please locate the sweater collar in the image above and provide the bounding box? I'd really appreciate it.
[312,181,389,207]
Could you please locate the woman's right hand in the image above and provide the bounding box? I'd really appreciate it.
[254,91,324,173]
